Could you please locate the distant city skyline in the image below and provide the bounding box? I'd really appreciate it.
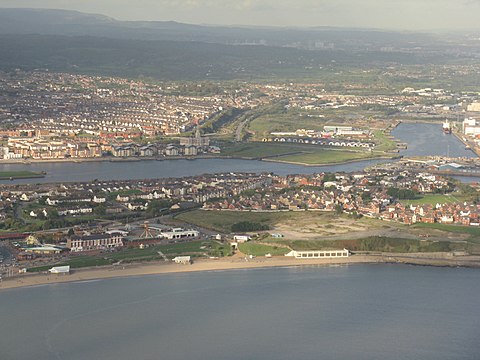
[0,0,480,31]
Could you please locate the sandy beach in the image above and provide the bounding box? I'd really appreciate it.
[1,253,479,291]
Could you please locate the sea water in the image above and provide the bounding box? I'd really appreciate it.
[0,264,479,360]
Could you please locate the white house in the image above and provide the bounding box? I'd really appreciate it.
[172,256,191,264]
[92,195,106,203]
[233,235,251,243]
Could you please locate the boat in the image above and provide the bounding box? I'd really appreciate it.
[443,120,452,134]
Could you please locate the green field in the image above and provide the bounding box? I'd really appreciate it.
[220,142,378,165]
[27,240,231,272]
[175,209,296,233]
[276,149,373,165]
[401,193,472,206]
[401,194,463,206]
[246,107,391,141]
[221,142,310,158]
[372,130,397,152]
[238,242,290,256]
[248,111,326,140]
[0,171,44,180]
[412,223,480,237]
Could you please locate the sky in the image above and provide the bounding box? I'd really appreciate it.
[0,0,480,31]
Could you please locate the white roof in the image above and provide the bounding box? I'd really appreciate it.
[49,266,70,274]
[173,256,191,260]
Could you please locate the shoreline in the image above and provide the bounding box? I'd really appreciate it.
[0,175,45,180]
[1,253,479,291]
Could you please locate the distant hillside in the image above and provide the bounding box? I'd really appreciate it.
[0,8,447,50]
[0,9,478,81]
[0,34,460,81]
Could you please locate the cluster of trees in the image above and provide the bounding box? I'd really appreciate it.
[146,200,172,217]
[323,173,337,182]
[387,187,417,200]
[0,217,23,230]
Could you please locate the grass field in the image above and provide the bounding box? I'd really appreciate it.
[27,240,231,272]
[412,222,480,237]
[220,142,378,165]
[372,130,398,152]
[175,210,296,233]
[401,194,463,206]
[246,107,389,141]
[238,242,290,256]
[248,112,326,140]
[220,142,309,158]
[0,171,44,180]
[276,150,372,164]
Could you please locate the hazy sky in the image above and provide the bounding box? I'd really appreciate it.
[1,0,480,30]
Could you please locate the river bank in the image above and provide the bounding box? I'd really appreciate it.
[0,154,225,165]
[1,253,479,290]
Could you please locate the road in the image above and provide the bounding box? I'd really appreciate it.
[235,117,250,142]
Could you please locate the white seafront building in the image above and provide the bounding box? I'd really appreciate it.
[285,249,350,259]
[48,266,70,274]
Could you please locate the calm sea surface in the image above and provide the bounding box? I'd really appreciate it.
[0,264,479,360]
[0,122,476,184]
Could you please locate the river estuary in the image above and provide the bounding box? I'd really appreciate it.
[0,122,476,184]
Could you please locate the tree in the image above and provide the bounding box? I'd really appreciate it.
[93,204,107,216]
[323,173,337,182]
[361,192,372,201]
[47,208,59,218]
[146,200,171,217]
[387,187,417,200]
[335,204,344,215]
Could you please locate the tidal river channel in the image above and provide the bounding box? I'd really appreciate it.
[0,122,475,184]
